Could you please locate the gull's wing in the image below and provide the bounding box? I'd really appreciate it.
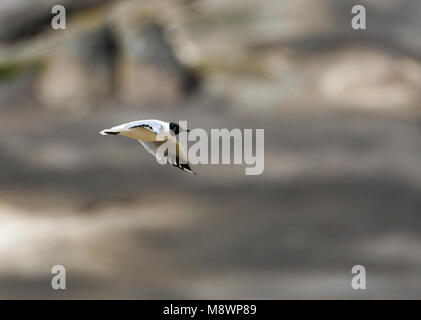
[122,122,164,141]
[138,135,195,175]
[138,140,166,161]
[100,119,166,140]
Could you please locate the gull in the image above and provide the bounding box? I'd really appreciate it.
[100,119,196,175]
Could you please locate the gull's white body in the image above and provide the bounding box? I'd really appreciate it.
[100,119,195,175]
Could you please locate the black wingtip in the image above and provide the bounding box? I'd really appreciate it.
[105,131,120,135]
[182,163,196,175]
[172,163,196,175]
[100,130,120,135]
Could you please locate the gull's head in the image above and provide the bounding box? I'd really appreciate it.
[169,122,190,135]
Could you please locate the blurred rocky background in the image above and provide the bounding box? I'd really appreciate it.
[1,0,421,299]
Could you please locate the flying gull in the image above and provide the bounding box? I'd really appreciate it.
[100,119,196,175]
